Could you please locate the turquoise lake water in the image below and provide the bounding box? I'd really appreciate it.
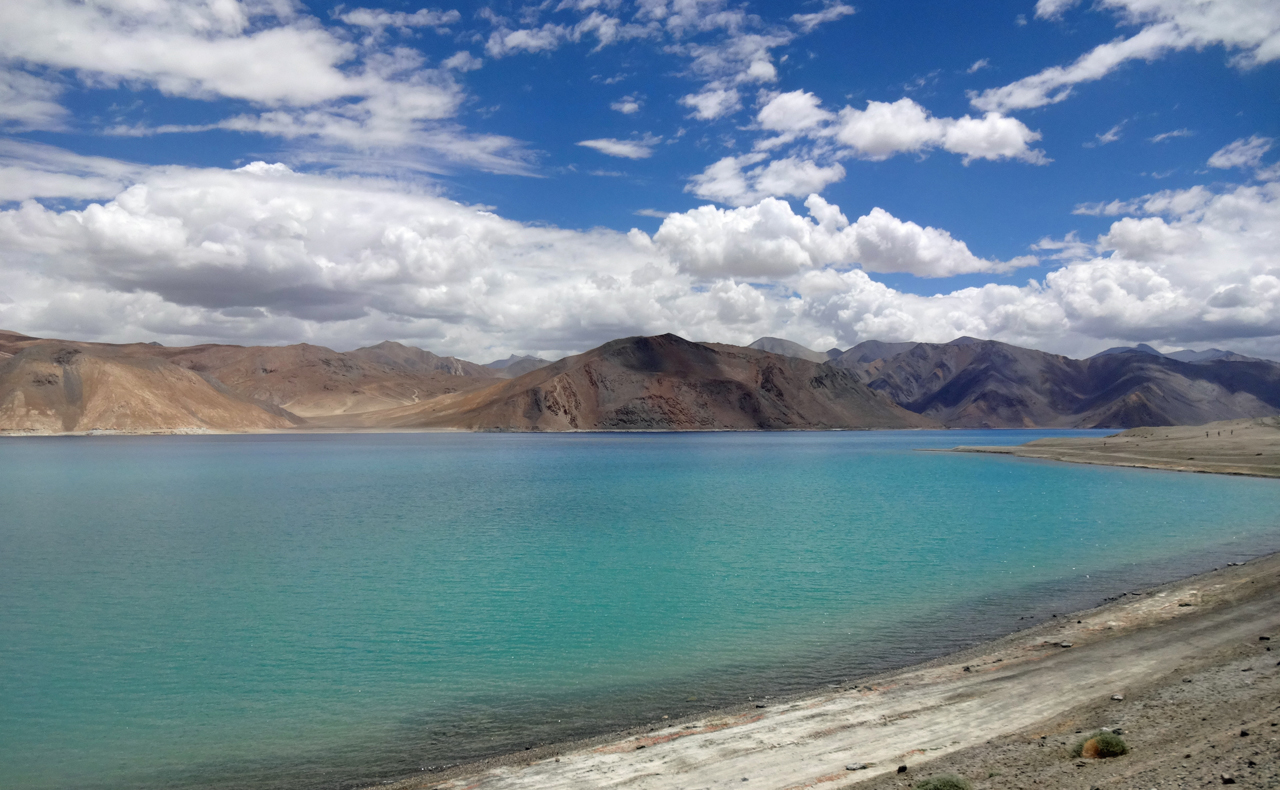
[3,431,1280,790]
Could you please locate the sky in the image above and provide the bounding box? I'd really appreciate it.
[0,0,1278,363]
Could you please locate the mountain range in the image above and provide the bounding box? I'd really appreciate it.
[820,337,1280,428]
[2,329,1277,434]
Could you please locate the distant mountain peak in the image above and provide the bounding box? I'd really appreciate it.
[1092,343,1165,358]
[747,336,828,363]
[485,353,547,369]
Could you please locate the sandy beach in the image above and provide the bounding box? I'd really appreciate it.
[375,550,1280,790]
[947,418,1280,479]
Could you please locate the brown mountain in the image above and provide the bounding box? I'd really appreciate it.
[346,341,495,378]
[0,339,296,433]
[156,341,495,417]
[344,334,936,431]
[0,332,502,431]
[8,327,1275,434]
[826,338,1280,428]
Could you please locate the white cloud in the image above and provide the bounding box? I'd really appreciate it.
[762,93,1047,164]
[0,140,150,202]
[686,154,846,205]
[679,88,742,120]
[0,69,67,131]
[482,11,654,58]
[338,8,461,31]
[940,112,1050,164]
[0,0,529,172]
[577,135,661,159]
[790,3,856,34]
[967,58,990,74]
[1035,0,1082,20]
[1208,135,1274,169]
[1032,231,1093,261]
[611,95,643,114]
[1086,122,1126,147]
[757,90,834,133]
[441,52,484,72]
[1,0,354,105]
[1150,128,1194,142]
[654,195,1034,278]
[485,23,572,56]
[3,150,1279,361]
[687,94,1047,205]
[1073,184,1217,217]
[681,32,790,86]
[972,0,1280,113]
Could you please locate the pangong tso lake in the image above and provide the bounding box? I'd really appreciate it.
[3,431,1279,790]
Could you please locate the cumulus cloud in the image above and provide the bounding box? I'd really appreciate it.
[757,90,835,134]
[679,88,742,120]
[775,93,1048,164]
[686,154,847,205]
[654,195,1035,278]
[3,150,1279,361]
[687,92,1046,205]
[611,95,643,114]
[1208,135,1274,169]
[577,135,662,159]
[972,0,1280,113]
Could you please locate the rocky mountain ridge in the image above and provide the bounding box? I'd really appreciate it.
[767,336,1280,428]
[4,329,1278,433]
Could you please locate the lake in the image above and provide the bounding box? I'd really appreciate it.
[2,430,1279,790]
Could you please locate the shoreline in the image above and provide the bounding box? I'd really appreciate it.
[369,551,1280,790]
[945,418,1280,480]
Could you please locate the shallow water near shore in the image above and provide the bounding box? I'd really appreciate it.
[3,430,1280,790]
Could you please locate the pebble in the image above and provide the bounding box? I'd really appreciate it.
[845,763,867,771]
[1112,694,1125,701]
[897,765,908,773]
[1222,772,1236,784]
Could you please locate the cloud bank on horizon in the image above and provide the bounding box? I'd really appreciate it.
[0,0,1277,362]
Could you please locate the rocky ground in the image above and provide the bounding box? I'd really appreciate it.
[849,628,1279,790]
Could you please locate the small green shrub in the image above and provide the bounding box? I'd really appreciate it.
[914,774,973,790]
[1071,730,1128,758]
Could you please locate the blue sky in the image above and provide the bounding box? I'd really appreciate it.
[0,0,1278,361]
